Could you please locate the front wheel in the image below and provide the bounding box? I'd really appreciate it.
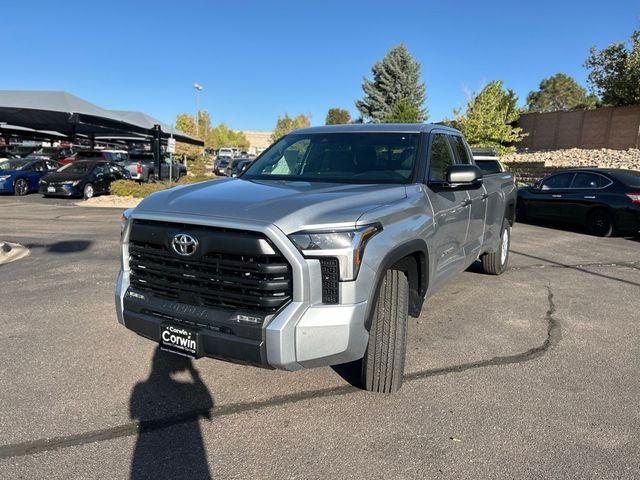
[14,178,28,196]
[481,218,511,275]
[83,183,95,200]
[361,269,409,394]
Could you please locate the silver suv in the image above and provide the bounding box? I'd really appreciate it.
[116,124,516,393]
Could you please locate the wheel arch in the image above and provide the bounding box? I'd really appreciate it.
[364,239,429,329]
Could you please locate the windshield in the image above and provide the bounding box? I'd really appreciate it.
[243,133,419,183]
[0,159,28,170]
[58,162,95,174]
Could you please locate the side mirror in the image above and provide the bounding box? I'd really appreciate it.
[429,165,483,191]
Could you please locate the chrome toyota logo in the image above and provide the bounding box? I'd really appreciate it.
[171,233,199,256]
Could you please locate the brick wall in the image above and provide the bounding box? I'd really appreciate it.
[518,105,640,151]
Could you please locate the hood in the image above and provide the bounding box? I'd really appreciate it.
[41,172,86,182]
[135,178,407,234]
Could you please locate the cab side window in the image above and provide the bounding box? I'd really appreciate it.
[448,135,471,164]
[428,133,455,181]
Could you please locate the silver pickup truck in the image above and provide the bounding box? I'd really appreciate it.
[116,124,516,393]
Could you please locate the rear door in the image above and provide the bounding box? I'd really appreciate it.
[28,161,47,190]
[426,132,471,278]
[449,134,487,257]
[563,172,612,224]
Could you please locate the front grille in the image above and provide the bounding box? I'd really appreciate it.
[319,257,340,304]
[128,220,292,314]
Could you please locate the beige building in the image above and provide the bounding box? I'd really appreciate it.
[242,130,272,155]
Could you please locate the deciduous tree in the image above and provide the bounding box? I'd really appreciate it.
[455,80,525,155]
[584,29,640,106]
[526,73,597,112]
[325,108,351,125]
[271,113,311,142]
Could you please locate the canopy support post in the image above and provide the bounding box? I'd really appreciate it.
[153,124,162,176]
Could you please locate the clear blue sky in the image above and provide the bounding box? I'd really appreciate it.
[2,1,638,131]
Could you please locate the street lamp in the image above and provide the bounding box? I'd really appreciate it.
[193,83,203,138]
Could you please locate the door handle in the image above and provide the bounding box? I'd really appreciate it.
[552,194,562,198]
[584,196,596,199]
[460,199,472,207]
[481,193,489,200]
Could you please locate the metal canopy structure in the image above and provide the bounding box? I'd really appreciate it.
[0,90,203,146]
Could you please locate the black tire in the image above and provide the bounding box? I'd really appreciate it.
[481,218,511,275]
[586,208,613,237]
[14,178,28,196]
[83,183,95,200]
[361,269,409,394]
[147,173,157,183]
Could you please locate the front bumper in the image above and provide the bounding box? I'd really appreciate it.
[0,179,14,193]
[39,184,79,196]
[115,213,373,370]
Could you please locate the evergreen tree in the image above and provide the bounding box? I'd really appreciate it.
[325,108,351,125]
[526,73,597,112]
[384,98,422,123]
[356,44,427,123]
[456,80,525,155]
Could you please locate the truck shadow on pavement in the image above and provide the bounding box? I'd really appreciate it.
[129,347,214,480]
[24,240,92,254]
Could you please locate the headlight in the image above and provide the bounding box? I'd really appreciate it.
[0,175,10,181]
[288,223,382,281]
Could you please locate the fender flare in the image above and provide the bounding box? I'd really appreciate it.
[363,239,429,330]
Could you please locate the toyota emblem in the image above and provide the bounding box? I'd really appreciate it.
[171,233,199,256]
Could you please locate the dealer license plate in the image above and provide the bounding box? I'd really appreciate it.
[47,186,56,193]
[160,324,199,358]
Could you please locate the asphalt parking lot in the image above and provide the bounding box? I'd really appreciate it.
[1,194,639,479]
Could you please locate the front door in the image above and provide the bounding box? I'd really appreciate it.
[426,133,471,280]
[528,172,576,220]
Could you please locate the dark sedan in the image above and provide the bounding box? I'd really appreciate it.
[517,168,640,237]
[225,158,253,177]
[39,160,130,199]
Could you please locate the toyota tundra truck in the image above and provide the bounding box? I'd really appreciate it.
[116,124,516,393]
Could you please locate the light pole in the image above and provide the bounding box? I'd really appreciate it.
[193,83,203,138]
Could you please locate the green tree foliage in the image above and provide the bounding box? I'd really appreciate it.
[356,44,427,123]
[526,73,597,112]
[271,113,311,142]
[174,112,249,155]
[455,80,525,155]
[383,98,422,123]
[325,108,351,125]
[584,30,640,106]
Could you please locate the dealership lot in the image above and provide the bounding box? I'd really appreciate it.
[0,195,639,479]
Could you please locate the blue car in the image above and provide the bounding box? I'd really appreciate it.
[0,157,61,195]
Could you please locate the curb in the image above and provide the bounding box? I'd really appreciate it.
[0,242,30,265]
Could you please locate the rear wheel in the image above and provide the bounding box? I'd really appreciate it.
[481,218,511,275]
[586,208,613,237]
[14,178,28,196]
[83,183,95,200]
[361,269,409,394]
[147,173,157,183]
